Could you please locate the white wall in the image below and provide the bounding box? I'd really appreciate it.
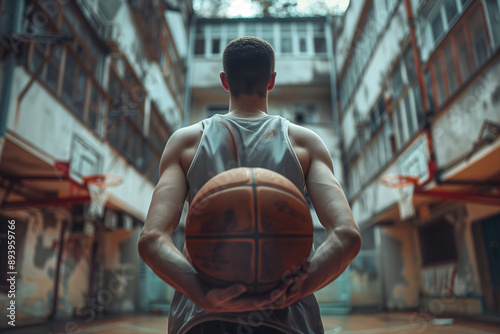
[111,4,187,130]
[190,57,331,88]
[340,1,409,150]
[431,60,500,169]
[9,68,154,220]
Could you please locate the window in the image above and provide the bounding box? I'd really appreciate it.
[431,11,445,42]
[62,49,88,118]
[226,23,239,44]
[485,0,500,49]
[426,2,493,108]
[445,0,459,24]
[390,65,404,99]
[246,24,257,36]
[297,23,308,53]
[262,23,274,48]
[211,25,221,54]
[313,22,326,54]
[294,104,316,124]
[432,56,446,106]
[24,1,104,133]
[419,220,458,266]
[404,47,416,83]
[107,59,149,172]
[389,45,424,150]
[195,24,205,55]
[339,5,378,112]
[280,23,292,54]
[468,7,490,67]
[146,105,170,184]
[443,42,458,95]
[129,0,166,61]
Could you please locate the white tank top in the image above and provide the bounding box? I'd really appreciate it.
[168,114,324,334]
[186,114,305,202]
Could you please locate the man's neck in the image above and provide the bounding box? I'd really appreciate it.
[226,93,269,118]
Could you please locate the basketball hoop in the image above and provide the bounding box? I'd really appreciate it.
[381,175,419,220]
[83,174,123,219]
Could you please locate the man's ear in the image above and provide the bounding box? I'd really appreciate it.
[220,72,230,92]
[267,72,277,91]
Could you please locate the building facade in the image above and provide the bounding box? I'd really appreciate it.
[1,0,499,329]
[0,0,192,327]
[336,0,500,316]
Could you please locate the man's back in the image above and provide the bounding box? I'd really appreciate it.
[168,113,324,333]
[174,114,315,192]
[186,114,304,199]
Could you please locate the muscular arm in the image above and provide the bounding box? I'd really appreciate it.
[137,126,204,298]
[285,125,361,302]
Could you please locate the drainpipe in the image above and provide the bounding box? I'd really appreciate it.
[182,13,197,127]
[0,0,25,155]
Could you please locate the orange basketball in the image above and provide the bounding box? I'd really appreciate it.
[185,167,313,295]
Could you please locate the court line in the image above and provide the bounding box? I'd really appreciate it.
[118,323,166,333]
[81,323,121,333]
[444,325,500,334]
[324,323,427,334]
[324,323,500,334]
[80,322,165,334]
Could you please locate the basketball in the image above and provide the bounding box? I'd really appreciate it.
[185,167,313,295]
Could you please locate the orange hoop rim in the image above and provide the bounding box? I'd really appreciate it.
[82,174,123,188]
[381,175,419,188]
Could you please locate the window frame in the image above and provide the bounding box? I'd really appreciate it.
[425,1,493,109]
[24,0,106,135]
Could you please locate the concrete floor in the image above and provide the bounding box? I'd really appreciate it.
[3,312,500,333]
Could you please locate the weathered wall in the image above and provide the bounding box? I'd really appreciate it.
[111,3,186,130]
[415,203,499,315]
[100,228,140,314]
[431,59,500,169]
[379,224,420,310]
[340,1,409,150]
[8,68,154,220]
[0,209,73,327]
[100,227,141,314]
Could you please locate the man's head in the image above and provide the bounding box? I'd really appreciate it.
[221,36,276,98]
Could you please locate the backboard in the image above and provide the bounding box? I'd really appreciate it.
[397,133,431,186]
[69,135,102,184]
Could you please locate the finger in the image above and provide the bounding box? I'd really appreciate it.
[303,260,312,272]
[216,284,247,303]
[268,280,293,304]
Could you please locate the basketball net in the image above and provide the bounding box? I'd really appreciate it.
[381,175,418,221]
[84,174,123,219]
[397,183,416,220]
[87,182,109,218]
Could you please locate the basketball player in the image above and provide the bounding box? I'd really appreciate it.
[138,37,361,333]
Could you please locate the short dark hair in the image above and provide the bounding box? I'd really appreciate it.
[222,36,275,98]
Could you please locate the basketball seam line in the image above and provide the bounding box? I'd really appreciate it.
[191,262,284,286]
[185,233,314,240]
[190,182,308,210]
[251,168,259,294]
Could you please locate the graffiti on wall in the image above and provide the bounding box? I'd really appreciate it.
[423,264,458,296]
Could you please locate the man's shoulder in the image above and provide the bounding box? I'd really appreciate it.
[167,122,204,150]
[287,121,323,146]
